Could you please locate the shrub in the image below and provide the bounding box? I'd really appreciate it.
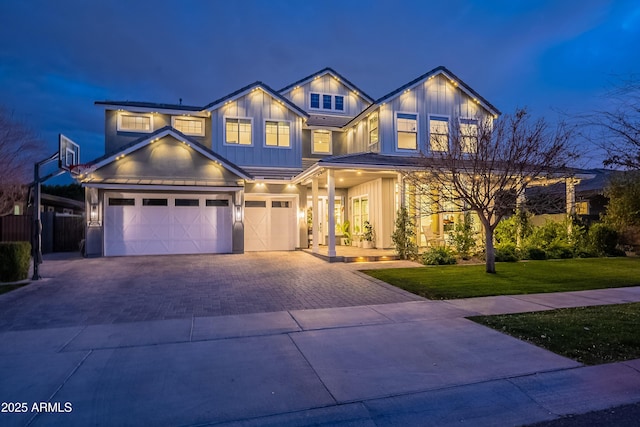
[0,241,31,282]
[495,244,520,262]
[392,207,418,260]
[523,246,547,260]
[451,212,477,260]
[421,246,457,265]
[546,242,574,259]
[588,223,623,257]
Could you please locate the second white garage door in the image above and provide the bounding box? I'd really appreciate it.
[244,197,296,251]
[104,192,232,256]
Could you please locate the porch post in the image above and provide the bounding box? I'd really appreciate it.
[516,188,526,248]
[565,178,576,216]
[312,176,319,253]
[327,169,336,257]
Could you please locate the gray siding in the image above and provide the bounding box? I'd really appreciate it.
[211,90,303,168]
[302,129,347,159]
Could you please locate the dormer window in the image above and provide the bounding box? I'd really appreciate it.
[172,116,205,136]
[310,93,345,113]
[117,113,153,133]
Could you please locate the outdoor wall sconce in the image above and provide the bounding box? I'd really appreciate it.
[89,202,101,227]
[235,205,242,223]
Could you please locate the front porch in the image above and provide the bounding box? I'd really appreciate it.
[302,245,399,263]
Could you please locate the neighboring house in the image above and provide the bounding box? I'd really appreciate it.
[78,66,504,257]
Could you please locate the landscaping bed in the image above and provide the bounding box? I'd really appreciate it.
[470,302,640,365]
[363,257,640,300]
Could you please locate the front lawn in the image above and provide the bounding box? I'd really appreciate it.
[363,257,640,299]
[470,303,640,365]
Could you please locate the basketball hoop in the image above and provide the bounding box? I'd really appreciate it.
[69,163,90,177]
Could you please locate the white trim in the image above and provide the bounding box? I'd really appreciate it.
[263,119,292,149]
[394,111,419,152]
[117,112,154,133]
[86,184,243,192]
[311,129,332,155]
[100,104,207,117]
[223,116,254,147]
[309,92,346,114]
[206,85,307,119]
[428,114,451,153]
[171,116,206,136]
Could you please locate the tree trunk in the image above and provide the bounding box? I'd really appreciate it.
[484,225,496,274]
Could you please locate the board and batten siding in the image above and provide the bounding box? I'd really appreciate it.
[378,74,491,155]
[347,177,396,249]
[281,74,370,116]
[210,90,303,168]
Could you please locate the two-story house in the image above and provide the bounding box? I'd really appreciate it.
[78,66,499,257]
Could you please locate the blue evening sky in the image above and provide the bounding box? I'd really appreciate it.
[1,0,639,173]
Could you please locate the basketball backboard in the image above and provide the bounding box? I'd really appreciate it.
[59,134,80,172]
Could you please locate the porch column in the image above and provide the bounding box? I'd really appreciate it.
[327,169,336,257]
[312,176,319,253]
[565,178,576,215]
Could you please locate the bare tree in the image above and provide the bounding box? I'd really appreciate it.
[403,109,576,273]
[0,107,44,216]
[589,77,640,170]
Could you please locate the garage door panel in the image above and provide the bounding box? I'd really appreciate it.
[244,197,295,251]
[104,193,232,256]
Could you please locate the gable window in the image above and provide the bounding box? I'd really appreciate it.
[430,116,449,152]
[172,116,205,136]
[397,113,417,150]
[460,119,478,154]
[369,112,379,152]
[323,95,332,109]
[310,93,320,109]
[225,117,252,145]
[265,120,290,147]
[118,113,153,133]
[335,96,344,111]
[312,130,331,154]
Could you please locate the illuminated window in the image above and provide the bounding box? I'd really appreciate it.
[460,119,478,154]
[335,96,344,111]
[312,130,331,154]
[172,117,205,136]
[369,112,379,152]
[225,118,252,145]
[397,113,417,150]
[576,201,589,215]
[352,195,369,234]
[430,116,449,152]
[265,120,290,147]
[118,113,153,132]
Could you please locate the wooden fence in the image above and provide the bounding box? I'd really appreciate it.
[0,214,84,253]
[0,215,31,242]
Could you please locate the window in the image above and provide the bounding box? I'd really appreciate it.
[265,121,290,147]
[272,201,290,208]
[172,117,205,136]
[312,130,331,154]
[369,112,379,151]
[225,118,252,145]
[397,113,417,150]
[206,199,229,207]
[460,119,478,154]
[310,93,320,109]
[335,96,344,111]
[245,200,267,208]
[323,95,332,110]
[430,116,449,152]
[142,198,168,206]
[352,195,369,234]
[109,198,135,206]
[118,113,153,132]
[175,199,199,207]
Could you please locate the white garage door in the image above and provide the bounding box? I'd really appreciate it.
[244,197,295,251]
[104,192,232,256]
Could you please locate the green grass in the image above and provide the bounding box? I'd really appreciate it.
[363,257,640,300]
[470,303,640,365]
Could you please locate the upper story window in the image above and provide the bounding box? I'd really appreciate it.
[117,113,153,133]
[310,93,345,113]
[368,112,379,152]
[225,117,252,145]
[172,116,205,136]
[429,116,449,152]
[312,130,332,154]
[459,118,478,154]
[265,120,290,148]
[396,113,417,150]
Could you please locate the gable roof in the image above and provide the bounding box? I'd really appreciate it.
[202,81,308,118]
[83,127,251,180]
[278,67,375,104]
[95,100,202,112]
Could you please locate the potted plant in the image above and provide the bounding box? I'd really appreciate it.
[338,220,351,246]
[362,221,375,249]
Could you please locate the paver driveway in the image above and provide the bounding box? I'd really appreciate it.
[0,252,422,331]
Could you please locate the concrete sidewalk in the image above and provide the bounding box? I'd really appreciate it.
[1,287,640,426]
